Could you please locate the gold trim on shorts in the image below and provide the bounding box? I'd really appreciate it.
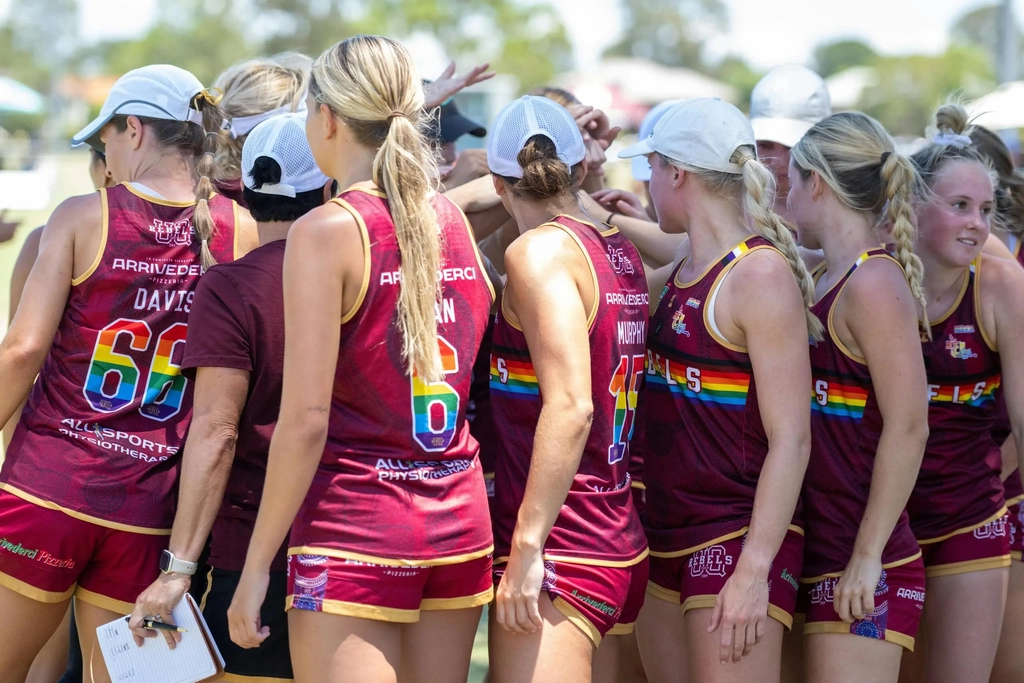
[0,569,74,603]
[608,621,635,636]
[287,545,493,568]
[925,554,1012,578]
[421,587,493,611]
[221,673,293,683]
[0,484,172,536]
[646,581,681,604]
[552,596,602,647]
[495,548,649,569]
[75,586,134,614]
[679,594,794,631]
[801,551,922,585]
[917,507,1009,546]
[286,595,419,623]
[803,621,915,652]
[1013,550,1022,562]
[631,481,646,490]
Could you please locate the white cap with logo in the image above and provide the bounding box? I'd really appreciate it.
[748,65,831,149]
[72,65,209,152]
[632,99,681,182]
[487,95,586,179]
[618,98,754,175]
[242,113,330,198]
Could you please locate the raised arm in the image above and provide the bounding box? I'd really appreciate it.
[228,206,357,648]
[709,251,813,662]
[837,259,929,623]
[577,191,684,268]
[494,227,594,634]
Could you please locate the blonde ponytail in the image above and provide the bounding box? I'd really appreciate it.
[310,35,443,380]
[734,148,824,340]
[191,94,225,270]
[882,152,930,336]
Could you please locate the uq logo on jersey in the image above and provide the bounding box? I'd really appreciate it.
[607,245,635,275]
[149,218,192,246]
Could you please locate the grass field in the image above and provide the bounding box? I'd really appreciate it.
[0,155,493,679]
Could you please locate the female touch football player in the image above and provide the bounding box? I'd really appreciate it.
[787,111,930,683]
[227,36,494,683]
[0,64,250,681]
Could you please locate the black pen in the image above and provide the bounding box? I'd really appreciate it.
[124,617,188,633]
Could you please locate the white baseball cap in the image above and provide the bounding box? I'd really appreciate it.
[242,113,330,197]
[632,99,681,182]
[749,65,831,149]
[72,65,209,152]
[487,95,586,179]
[618,98,754,175]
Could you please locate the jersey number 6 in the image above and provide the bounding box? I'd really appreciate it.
[411,335,460,452]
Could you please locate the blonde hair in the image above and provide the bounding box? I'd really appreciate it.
[214,53,312,179]
[658,147,824,340]
[791,111,930,334]
[110,92,225,269]
[310,35,443,381]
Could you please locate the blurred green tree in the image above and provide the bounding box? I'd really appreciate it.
[950,3,1022,76]
[603,0,726,69]
[812,39,877,78]
[0,0,79,90]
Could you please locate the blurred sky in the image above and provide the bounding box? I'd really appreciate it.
[28,0,1024,71]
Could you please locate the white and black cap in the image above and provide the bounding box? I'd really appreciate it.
[487,95,586,179]
[632,99,681,182]
[72,64,208,152]
[242,112,330,197]
[618,98,754,175]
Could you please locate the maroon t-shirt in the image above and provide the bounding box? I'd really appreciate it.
[182,239,287,572]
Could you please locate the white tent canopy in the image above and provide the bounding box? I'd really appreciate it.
[0,76,44,115]
[969,81,1024,131]
[561,58,737,106]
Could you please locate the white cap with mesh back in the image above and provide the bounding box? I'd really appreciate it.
[487,95,586,179]
[242,113,330,197]
[72,65,208,152]
[632,99,682,182]
[749,65,831,149]
[619,98,754,175]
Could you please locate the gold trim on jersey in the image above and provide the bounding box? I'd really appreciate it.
[342,183,387,199]
[552,596,603,646]
[495,547,649,569]
[452,198,497,305]
[420,587,493,611]
[75,586,134,614]
[973,256,999,352]
[287,595,418,623]
[0,484,172,535]
[701,244,780,353]
[330,197,372,325]
[648,525,804,559]
[916,506,1009,545]
[929,263,970,326]
[800,551,922,584]
[123,182,197,207]
[287,544,493,568]
[1006,493,1024,507]
[0,569,74,603]
[646,581,681,604]
[72,189,109,286]
[803,621,915,651]
[826,251,902,365]
[925,554,1011,578]
[544,218,602,331]
[221,673,293,683]
[630,480,646,490]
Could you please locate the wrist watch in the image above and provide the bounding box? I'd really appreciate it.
[159,550,198,576]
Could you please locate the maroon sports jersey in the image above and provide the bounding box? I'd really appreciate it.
[644,236,796,555]
[468,316,498,475]
[214,177,247,209]
[2,184,238,531]
[491,215,649,566]
[908,258,1005,541]
[289,187,495,561]
[181,239,288,572]
[804,249,920,578]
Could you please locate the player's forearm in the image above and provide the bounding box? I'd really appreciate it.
[742,432,810,574]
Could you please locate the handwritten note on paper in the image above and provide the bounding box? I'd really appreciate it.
[96,594,222,683]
